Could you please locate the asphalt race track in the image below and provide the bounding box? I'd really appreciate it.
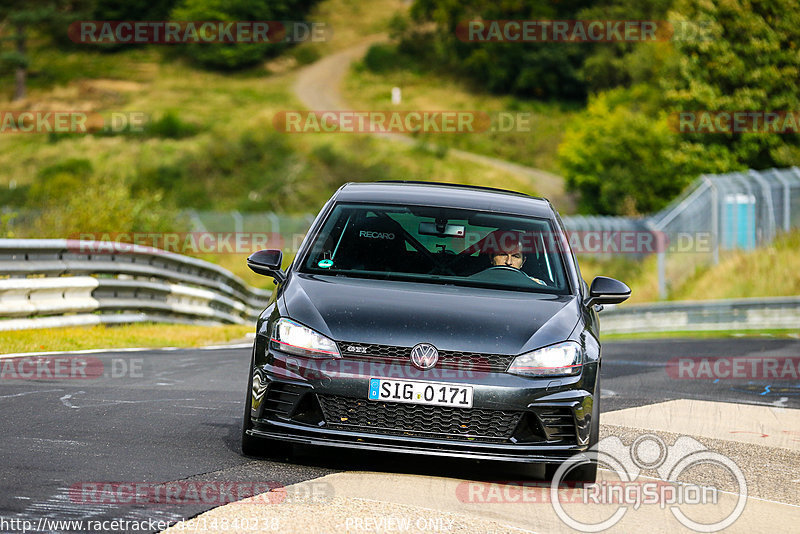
[1,338,798,533]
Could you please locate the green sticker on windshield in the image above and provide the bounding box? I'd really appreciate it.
[318,259,333,268]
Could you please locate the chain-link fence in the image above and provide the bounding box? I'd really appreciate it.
[647,167,800,298]
[183,167,800,299]
[5,168,793,300]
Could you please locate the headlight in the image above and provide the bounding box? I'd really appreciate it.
[270,318,340,358]
[507,341,583,376]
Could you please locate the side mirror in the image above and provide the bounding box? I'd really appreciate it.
[585,276,631,308]
[247,249,286,283]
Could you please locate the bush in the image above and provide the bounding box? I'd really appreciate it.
[146,111,200,138]
[557,87,737,215]
[27,158,94,208]
[363,44,403,73]
[290,45,320,66]
[0,183,29,207]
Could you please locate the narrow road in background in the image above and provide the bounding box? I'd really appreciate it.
[292,38,573,210]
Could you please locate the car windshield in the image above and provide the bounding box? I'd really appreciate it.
[300,203,571,293]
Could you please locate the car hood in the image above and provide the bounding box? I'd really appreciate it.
[281,274,580,355]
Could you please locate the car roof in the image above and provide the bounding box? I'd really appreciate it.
[333,181,555,218]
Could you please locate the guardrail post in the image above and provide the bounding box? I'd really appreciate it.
[657,250,667,300]
[704,176,719,265]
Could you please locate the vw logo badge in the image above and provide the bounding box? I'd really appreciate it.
[410,343,439,370]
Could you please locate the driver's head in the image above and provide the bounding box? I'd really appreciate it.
[485,230,526,269]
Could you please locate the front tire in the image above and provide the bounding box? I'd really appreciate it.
[241,349,292,459]
[241,351,262,456]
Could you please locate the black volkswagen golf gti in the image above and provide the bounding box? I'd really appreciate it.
[242,181,630,481]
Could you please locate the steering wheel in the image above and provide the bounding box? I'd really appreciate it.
[483,266,523,273]
[469,265,532,280]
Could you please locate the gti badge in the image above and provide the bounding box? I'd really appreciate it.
[410,343,439,370]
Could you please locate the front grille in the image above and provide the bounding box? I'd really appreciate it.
[318,395,523,442]
[337,342,515,373]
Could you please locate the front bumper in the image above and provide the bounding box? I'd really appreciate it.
[247,349,598,463]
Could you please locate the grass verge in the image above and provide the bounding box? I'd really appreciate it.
[578,229,800,303]
[0,324,253,355]
[1,15,540,235]
[602,329,800,341]
[342,45,578,175]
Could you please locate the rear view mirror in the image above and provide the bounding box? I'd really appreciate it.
[418,222,465,237]
[247,249,286,283]
[585,276,631,307]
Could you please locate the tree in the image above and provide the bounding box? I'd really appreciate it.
[576,0,674,93]
[410,0,596,100]
[558,86,738,214]
[169,0,318,70]
[0,0,92,100]
[661,0,800,169]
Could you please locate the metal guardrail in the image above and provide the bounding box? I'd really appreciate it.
[0,239,271,331]
[600,296,800,334]
[2,240,796,335]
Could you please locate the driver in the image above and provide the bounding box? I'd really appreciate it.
[485,230,547,286]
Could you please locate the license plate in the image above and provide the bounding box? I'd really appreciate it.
[368,378,473,408]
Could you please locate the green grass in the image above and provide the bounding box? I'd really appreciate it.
[302,0,408,54]
[0,324,253,354]
[670,230,800,300]
[0,9,541,233]
[578,254,661,304]
[579,229,800,304]
[342,45,578,175]
[603,329,800,341]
